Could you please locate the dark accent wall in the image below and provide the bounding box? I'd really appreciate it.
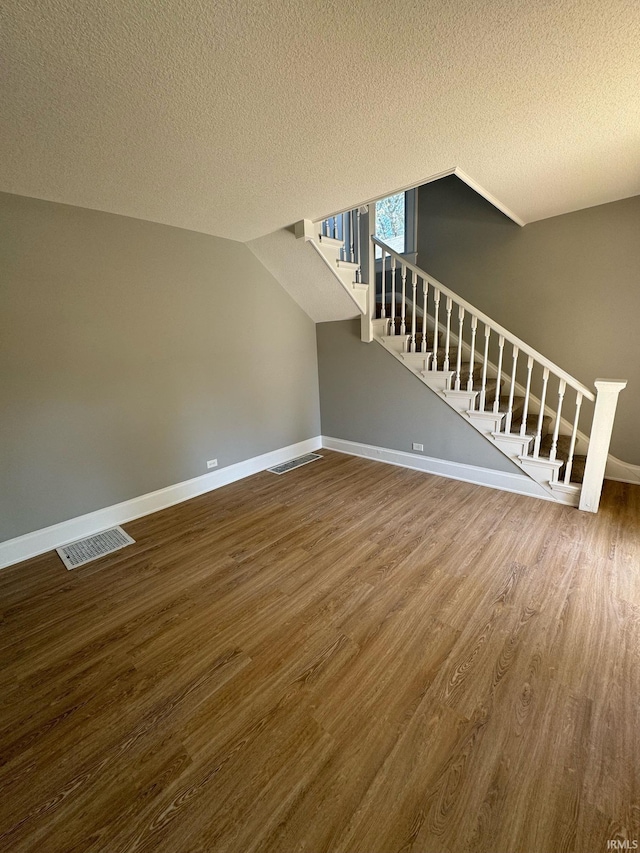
[417,176,640,464]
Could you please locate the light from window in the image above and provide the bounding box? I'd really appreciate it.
[375,192,405,255]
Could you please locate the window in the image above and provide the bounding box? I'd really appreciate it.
[374,189,417,258]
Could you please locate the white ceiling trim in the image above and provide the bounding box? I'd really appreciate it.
[453,169,526,227]
[314,167,526,228]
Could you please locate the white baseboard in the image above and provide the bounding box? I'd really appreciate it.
[321,436,553,501]
[604,455,640,485]
[0,437,322,570]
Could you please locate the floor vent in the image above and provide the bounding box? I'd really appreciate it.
[56,526,135,570]
[268,453,323,475]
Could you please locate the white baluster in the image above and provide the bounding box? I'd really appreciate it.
[505,345,519,433]
[492,335,505,415]
[349,210,355,263]
[533,367,550,457]
[381,250,386,319]
[345,211,350,261]
[432,289,441,370]
[344,213,349,261]
[549,379,566,461]
[421,278,428,353]
[454,305,465,391]
[345,212,350,262]
[444,297,452,371]
[479,325,490,411]
[467,316,478,392]
[390,258,396,336]
[332,216,337,240]
[564,392,583,484]
[355,209,361,271]
[520,356,534,437]
[410,271,417,353]
[362,205,375,343]
[400,265,407,335]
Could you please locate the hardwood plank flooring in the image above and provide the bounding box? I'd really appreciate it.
[1,450,639,852]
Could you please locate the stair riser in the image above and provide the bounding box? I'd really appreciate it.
[518,456,564,487]
[379,335,410,355]
[492,434,534,459]
[548,483,581,506]
[421,370,455,393]
[401,353,431,371]
[466,411,504,435]
[442,390,478,412]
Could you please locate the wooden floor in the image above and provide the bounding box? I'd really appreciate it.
[1,451,639,852]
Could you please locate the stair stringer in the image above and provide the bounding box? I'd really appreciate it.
[295,219,368,314]
[372,318,580,506]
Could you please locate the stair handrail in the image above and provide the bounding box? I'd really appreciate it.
[372,236,595,402]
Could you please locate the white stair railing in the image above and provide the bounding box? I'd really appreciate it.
[370,235,625,512]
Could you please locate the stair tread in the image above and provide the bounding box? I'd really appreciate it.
[320,234,344,248]
[538,434,586,484]
[494,395,524,413]
[540,433,570,454]
[511,414,553,435]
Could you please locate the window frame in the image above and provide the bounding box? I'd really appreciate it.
[374,188,418,266]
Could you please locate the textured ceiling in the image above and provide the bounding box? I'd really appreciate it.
[1,0,639,241]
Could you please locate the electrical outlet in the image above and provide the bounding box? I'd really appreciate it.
[412,442,424,452]
[207,459,218,469]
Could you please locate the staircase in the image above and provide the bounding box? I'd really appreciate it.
[296,203,626,512]
[374,305,584,505]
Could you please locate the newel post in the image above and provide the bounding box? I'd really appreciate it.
[360,204,375,343]
[578,379,627,513]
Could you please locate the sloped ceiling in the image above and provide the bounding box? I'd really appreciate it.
[1,0,639,242]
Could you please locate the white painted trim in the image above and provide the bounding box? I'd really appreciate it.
[453,168,526,227]
[0,437,323,570]
[321,436,553,501]
[603,458,640,485]
[316,169,457,223]
[315,166,525,228]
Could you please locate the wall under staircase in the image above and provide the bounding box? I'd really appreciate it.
[317,319,549,499]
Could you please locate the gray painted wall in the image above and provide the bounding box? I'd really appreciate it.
[417,177,640,464]
[317,319,520,474]
[0,192,320,542]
